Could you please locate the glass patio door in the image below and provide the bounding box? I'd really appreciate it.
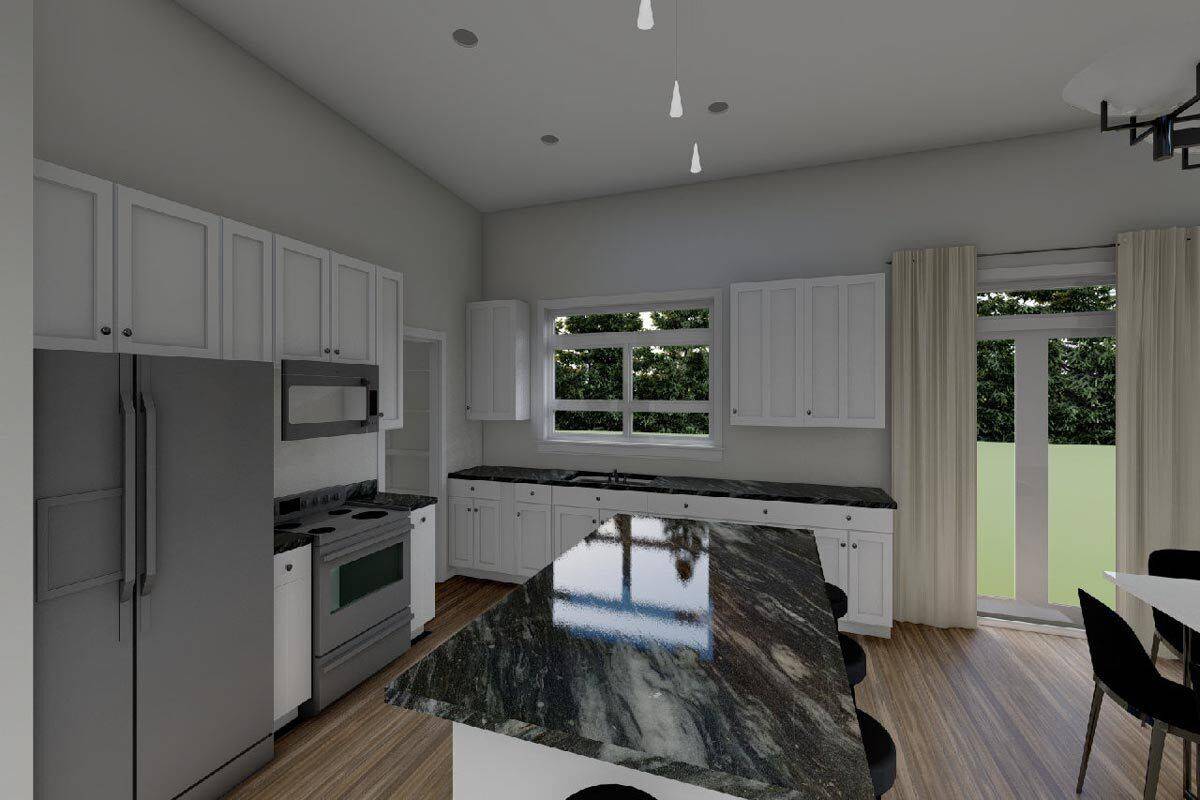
[976,280,1116,626]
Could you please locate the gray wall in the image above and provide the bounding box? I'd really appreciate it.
[483,128,1200,489]
[34,0,484,498]
[0,0,33,791]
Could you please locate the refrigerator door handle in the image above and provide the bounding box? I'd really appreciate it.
[139,387,159,597]
[119,390,137,604]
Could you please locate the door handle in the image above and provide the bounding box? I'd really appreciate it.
[119,391,137,604]
[139,387,159,597]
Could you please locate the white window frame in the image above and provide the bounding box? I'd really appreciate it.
[975,260,1116,627]
[535,289,724,460]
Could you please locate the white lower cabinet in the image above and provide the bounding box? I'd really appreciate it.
[554,506,600,559]
[447,479,894,636]
[515,503,553,577]
[410,507,437,637]
[273,545,311,729]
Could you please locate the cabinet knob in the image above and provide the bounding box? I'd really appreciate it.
[595,496,600,502]
[466,404,471,411]
[122,328,133,338]
[592,520,597,525]
[530,490,535,496]
[516,511,521,517]
[852,543,858,549]
[420,516,426,523]
[470,486,475,491]
[806,409,812,416]
[732,408,738,415]
[845,514,852,521]
[285,563,293,572]
[683,502,689,509]
[324,347,331,354]
[840,541,847,548]
[334,349,340,355]
[762,508,768,514]
[100,326,112,336]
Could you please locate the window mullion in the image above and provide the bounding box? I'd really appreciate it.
[623,344,633,438]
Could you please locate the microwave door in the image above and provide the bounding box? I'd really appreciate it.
[280,360,379,441]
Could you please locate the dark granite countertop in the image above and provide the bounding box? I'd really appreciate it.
[273,529,312,555]
[448,465,897,509]
[386,514,875,800]
[356,492,438,513]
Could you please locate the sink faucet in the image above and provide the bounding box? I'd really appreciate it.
[611,468,622,485]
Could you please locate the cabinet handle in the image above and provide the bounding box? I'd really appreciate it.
[100,326,111,336]
[122,327,133,338]
[840,541,847,548]
[285,563,293,572]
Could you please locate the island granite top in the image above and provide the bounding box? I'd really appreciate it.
[447,465,896,509]
[385,514,875,800]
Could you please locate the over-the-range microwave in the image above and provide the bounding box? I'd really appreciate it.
[280,359,380,441]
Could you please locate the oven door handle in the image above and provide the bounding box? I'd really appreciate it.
[320,528,409,566]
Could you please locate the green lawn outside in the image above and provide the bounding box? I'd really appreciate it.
[977,442,1115,607]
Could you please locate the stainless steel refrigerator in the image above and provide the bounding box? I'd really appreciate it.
[34,350,273,800]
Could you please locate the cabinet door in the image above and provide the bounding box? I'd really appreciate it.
[409,509,436,631]
[813,529,848,593]
[273,575,311,721]
[554,506,599,558]
[376,267,405,429]
[274,235,331,361]
[448,498,476,568]
[221,220,273,362]
[765,282,803,422]
[847,530,892,628]
[729,284,765,423]
[331,252,376,364]
[804,278,843,425]
[475,498,503,570]
[844,274,885,427]
[515,503,553,576]
[116,186,220,358]
[467,304,494,417]
[489,302,516,417]
[33,161,115,352]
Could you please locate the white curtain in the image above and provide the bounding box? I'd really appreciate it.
[891,245,978,629]
[1115,227,1200,641]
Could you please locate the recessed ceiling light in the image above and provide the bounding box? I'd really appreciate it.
[540,134,560,145]
[452,28,479,48]
[707,101,730,114]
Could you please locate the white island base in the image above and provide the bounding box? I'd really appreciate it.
[454,723,746,800]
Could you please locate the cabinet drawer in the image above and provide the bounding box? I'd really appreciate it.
[755,502,893,533]
[274,545,311,589]
[551,485,603,509]
[514,483,551,505]
[645,493,729,520]
[410,506,436,527]
[447,479,510,502]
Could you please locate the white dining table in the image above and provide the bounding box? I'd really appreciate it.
[1105,571,1200,799]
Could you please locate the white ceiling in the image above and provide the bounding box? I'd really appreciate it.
[176,0,1200,211]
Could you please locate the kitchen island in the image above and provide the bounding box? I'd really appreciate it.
[385,514,875,800]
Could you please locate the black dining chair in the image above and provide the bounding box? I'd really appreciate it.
[1076,590,1200,798]
[1147,548,1200,668]
[856,709,897,798]
[826,582,849,620]
[566,785,657,800]
[840,633,867,698]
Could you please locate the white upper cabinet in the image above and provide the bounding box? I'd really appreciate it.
[221,220,273,362]
[376,267,405,429]
[116,186,221,358]
[33,161,115,352]
[731,273,885,428]
[274,235,331,362]
[330,252,376,364]
[467,300,529,420]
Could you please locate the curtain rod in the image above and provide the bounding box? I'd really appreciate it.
[884,242,1116,266]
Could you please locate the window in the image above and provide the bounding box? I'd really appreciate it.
[537,290,722,457]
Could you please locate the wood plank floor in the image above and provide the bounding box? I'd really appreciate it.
[228,578,1192,799]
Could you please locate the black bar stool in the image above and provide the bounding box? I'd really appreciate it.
[566,786,657,800]
[841,633,867,698]
[826,582,848,620]
[856,709,897,798]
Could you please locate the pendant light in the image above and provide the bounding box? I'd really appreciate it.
[637,0,654,30]
[690,142,702,174]
[668,0,683,118]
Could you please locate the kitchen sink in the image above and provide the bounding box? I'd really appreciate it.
[567,474,658,488]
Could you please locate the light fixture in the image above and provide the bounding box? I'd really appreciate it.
[451,28,478,48]
[707,101,730,114]
[540,134,559,145]
[669,80,683,119]
[690,142,702,174]
[637,0,654,31]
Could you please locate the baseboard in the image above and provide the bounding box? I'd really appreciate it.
[451,566,525,584]
[978,615,1085,639]
[839,620,892,639]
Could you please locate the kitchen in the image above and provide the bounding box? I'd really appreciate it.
[9,1,1200,799]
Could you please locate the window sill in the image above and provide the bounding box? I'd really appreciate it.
[537,438,724,462]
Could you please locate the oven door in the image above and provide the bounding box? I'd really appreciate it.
[281,359,380,441]
[314,527,411,657]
